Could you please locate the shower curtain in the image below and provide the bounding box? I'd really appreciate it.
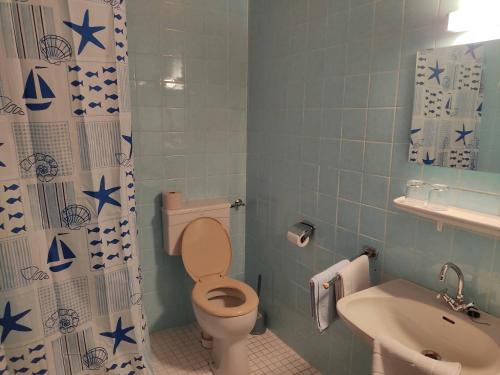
[0,0,151,374]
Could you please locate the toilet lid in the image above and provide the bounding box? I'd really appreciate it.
[181,217,232,281]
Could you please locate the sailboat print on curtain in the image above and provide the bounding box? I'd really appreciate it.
[47,235,76,273]
[22,67,56,111]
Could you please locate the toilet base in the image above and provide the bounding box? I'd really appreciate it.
[209,336,249,375]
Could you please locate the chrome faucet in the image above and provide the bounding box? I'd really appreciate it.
[436,262,475,312]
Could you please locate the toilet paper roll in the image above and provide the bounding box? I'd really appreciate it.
[163,191,183,210]
[287,230,310,248]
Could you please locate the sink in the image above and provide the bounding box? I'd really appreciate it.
[337,279,500,375]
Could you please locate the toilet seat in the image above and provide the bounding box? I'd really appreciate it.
[192,276,258,317]
[181,217,232,281]
[181,217,258,318]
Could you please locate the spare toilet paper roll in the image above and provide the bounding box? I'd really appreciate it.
[287,230,310,248]
[163,191,183,210]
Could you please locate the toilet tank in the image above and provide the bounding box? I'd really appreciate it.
[162,199,230,256]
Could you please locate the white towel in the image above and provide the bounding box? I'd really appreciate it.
[372,336,462,375]
[309,259,350,332]
[335,254,371,299]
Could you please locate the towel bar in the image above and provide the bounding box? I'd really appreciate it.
[322,246,377,290]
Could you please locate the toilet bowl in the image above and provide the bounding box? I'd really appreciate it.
[181,217,259,375]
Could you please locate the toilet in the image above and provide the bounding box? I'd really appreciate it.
[179,217,257,374]
[162,199,259,374]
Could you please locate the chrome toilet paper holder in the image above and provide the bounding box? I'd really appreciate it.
[289,221,315,243]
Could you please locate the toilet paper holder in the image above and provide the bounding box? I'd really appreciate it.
[289,221,315,243]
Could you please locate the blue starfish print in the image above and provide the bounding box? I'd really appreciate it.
[455,124,473,145]
[0,302,32,343]
[428,61,445,85]
[100,317,136,354]
[465,43,482,60]
[83,175,121,215]
[422,152,435,165]
[122,133,133,158]
[63,9,106,55]
[410,128,421,145]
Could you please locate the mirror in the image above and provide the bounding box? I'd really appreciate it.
[408,39,500,173]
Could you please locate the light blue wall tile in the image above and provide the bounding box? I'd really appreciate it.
[371,33,402,72]
[364,142,391,176]
[329,0,349,13]
[415,219,453,259]
[246,0,500,373]
[340,140,364,171]
[368,71,398,107]
[347,38,372,75]
[319,166,339,196]
[374,0,403,34]
[360,205,386,240]
[319,138,340,167]
[362,174,389,208]
[326,11,348,45]
[324,45,346,77]
[335,227,358,259]
[347,3,374,42]
[300,163,320,191]
[129,0,248,332]
[366,108,394,142]
[337,199,360,232]
[344,74,369,108]
[317,194,338,224]
[404,0,439,31]
[342,109,366,140]
[324,76,345,108]
[339,170,362,201]
[321,109,342,138]
[386,212,417,248]
[302,137,321,164]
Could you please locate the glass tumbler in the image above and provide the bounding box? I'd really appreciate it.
[427,184,449,211]
[405,180,427,205]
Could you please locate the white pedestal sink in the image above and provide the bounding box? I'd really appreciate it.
[337,279,500,375]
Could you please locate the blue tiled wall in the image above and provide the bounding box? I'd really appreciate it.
[127,0,248,331]
[246,0,500,374]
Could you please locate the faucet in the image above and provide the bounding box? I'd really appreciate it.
[436,262,475,312]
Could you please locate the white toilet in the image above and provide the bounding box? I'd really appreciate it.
[162,199,258,375]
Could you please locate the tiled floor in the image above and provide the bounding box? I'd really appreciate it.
[150,324,320,375]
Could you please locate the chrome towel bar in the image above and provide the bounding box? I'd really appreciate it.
[322,246,378,290]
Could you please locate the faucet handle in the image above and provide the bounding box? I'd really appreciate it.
[436,288,448,300]
[463,301,475,310]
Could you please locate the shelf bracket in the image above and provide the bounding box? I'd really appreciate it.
[436,221,444,232]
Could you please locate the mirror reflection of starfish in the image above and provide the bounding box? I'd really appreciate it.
[428,61,445,85]
[410,128,421,145]
[465,43,482,60]
[455,124,473,145]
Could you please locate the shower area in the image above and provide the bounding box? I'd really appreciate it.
[0,0,320,374]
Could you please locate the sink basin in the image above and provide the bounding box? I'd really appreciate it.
[337,279,500,375]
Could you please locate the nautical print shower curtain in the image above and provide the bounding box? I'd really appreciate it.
[0,0,151,374]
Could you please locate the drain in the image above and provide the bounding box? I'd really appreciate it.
[421,350,442,361]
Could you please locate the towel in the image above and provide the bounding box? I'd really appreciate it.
[372,336,462,375]
[335,254,371,299]
[309,259,350,332]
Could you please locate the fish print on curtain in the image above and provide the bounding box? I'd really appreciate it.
[0,0,151,374]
